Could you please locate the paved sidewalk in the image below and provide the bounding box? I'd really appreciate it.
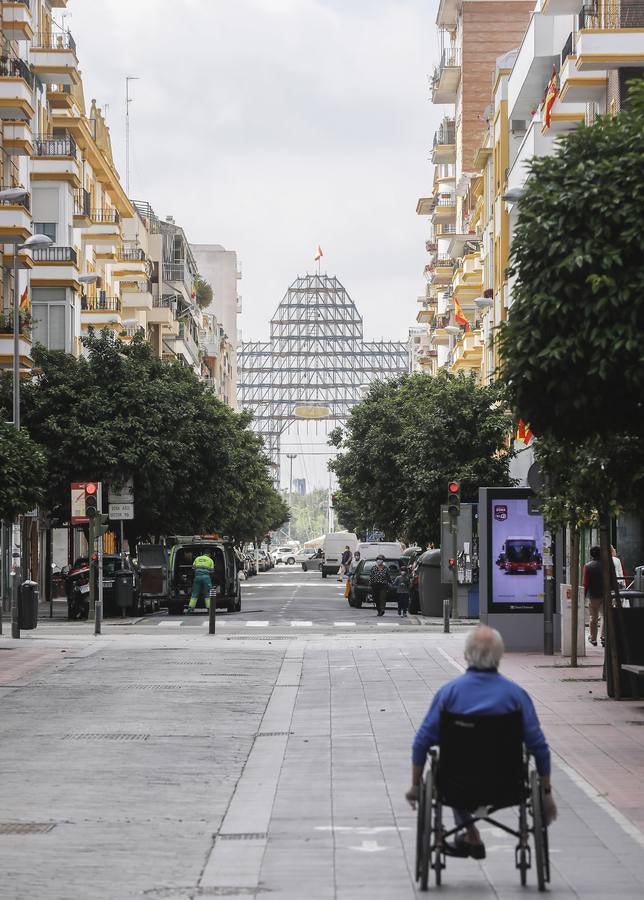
[0,630,643,898]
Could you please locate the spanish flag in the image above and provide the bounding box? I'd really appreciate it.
[19,285,29,311]
[314,245,323,262]
[454,297,470,332]
[517,419,534,446]
[543,65,558,129]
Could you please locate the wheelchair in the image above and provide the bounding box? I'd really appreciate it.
[415,710,550,891]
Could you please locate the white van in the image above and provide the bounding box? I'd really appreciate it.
[356,541,404,561]
[321,532,358,578]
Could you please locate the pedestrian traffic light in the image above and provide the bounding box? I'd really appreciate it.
[448,558,455,571]
[447,480,461,517]
[85,482,99,518]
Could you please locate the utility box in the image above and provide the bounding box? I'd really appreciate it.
[418,550,451,617]
[18,581,38,630]
[440,503,478,585]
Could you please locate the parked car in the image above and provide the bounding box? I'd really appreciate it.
[271,546,298,565]
[164,536,242,615]
[295,548,317,564]
[348,557,405,609]
[258,549,271,571]
[65,555,141,619]
[302,550,324,572]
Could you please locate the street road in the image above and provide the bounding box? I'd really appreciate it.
[1,567,643,899]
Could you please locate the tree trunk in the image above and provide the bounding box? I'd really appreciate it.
[599,506,620,698]
[570,522,580,668]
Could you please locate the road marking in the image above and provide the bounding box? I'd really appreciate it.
[377,621,399,626]
[290,621,312,627]
[158,621,182,627]
[334,622,356,627]
[246,621,269,627]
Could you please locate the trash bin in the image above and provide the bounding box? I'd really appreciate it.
[417,550,451,617]
[114,570,135,613]
[18,580,39,630]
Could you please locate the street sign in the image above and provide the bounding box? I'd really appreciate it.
[109,479,134,505]
[71,482,88,524]
[109,503,134,521]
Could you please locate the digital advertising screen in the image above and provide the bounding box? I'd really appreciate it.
[489,496,544,612]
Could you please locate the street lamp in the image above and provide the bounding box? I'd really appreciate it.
[0,194,54,639]
[501,187,526,204]
[286,453,297,540]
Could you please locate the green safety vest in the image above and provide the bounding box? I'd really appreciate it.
[193,554,214,576]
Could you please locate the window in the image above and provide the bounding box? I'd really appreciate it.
[33,223,57,242]
[31,287,68,351]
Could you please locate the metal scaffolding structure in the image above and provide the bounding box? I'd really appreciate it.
[238,274,409,483]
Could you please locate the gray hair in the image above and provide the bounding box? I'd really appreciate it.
[464,626,504,670]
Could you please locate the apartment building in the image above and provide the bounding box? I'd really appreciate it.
[415,0,534,376]
[191,243,242,408]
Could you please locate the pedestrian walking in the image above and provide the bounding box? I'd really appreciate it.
[338,545,352,581]
[186,551,215,614]
[582,545,604,646]
[611,545,626,589]
[370,554,392,616]
[345,551,361,601]
[393,567,410,617]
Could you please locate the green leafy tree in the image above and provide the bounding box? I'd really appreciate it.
[330,372,514,545]
[194,277,214,310]
[287,489,329,543]
[0,418,47,521]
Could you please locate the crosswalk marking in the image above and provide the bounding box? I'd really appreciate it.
[158,621,181,627]
[377,621,400,627]
[291,621,312,627]
[333,622,356,627]
[247,621,269,627]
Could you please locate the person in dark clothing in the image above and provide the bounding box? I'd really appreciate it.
[370,555,392,616]
[393,568,410,617]
[582,545,605,646]
[339,546,352,581]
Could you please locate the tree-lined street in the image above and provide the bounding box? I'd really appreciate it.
[2,567,644,899]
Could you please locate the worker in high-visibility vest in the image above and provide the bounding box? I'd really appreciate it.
[186,552,215,613]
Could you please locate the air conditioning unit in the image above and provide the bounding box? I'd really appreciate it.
[510,119,526,135]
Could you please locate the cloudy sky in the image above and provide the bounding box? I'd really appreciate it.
[70,0,441,345]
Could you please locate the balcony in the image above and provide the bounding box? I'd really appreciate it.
[452,254,484,300]
[73,188,91,225]
[32,133,77,157]
[81,294,120,312]
[0,186,31,243]
[121,280,153,312]
[507,14,576,121]
[431,194,457,222]
[31,132,80,187]
[47,83,76,111]
[149,294,177,327]
[575,1,644,70]
[114,247,150,281]
[432,118,456,164]
[201,337,220,359]
[31,245,79,288]
[0,332,32,372]
[91,208,120,224]
[558,51,608,101]
[31,31,79,86]
[544,94,586,132]
[83,209,122,244]
[81,294,122,331]
[163,262,193,290]
[0,52,34,121]
[2,1,34,42]
[2,121,33,156]
[507,114,556,195]
[431,46,461,104]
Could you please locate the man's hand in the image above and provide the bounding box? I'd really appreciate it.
[405,785,420,809]
[543,792,557,826]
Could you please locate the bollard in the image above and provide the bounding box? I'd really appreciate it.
[209,595,216,635]
[95,599,102,635]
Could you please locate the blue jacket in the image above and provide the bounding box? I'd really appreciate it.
[412,668,551,775]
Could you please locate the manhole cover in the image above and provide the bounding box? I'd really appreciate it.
[0,822,55,834]
[63,733,150,742]
[217,833,267,841]
[561,677,604,683]
[256,731,293,737]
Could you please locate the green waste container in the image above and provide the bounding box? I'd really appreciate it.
[418,550,451,617]
[114,570,135,613]
[18,581,39,630]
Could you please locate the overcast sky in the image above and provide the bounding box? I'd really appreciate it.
[70,0,441,345]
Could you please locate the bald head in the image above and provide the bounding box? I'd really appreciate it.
[464,626,504,670]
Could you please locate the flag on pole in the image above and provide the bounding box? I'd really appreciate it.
[454,297,470,331]
[19,285,29,311]
[314,245,323,262]
[543,65,558,128]
[516,419,534,446]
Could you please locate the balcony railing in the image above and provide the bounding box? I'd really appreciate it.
[73,187,90,217]
[32,245,77,264]
[435,254,454,267]
[163,262,190,284]
[0,52,33,85]
[153,295,176,309]
[91,208,120,224]
[0,185,30,211]
[580,0,644,28]
[81,294,120,312]
[436,223,457,235]
[33,133,77,158]
[117,248,146,262]
[433,121,456,147]
[6,1,31,6]
[434,195,456,208]
[33,30,77,53]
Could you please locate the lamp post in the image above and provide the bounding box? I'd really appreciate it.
[0,202,54,638]
[286,453,297,540]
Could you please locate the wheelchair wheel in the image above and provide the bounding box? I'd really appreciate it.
[417,771,433,891]
[432,800,443,886]
[530,771,549,891]
[517,799,530,886]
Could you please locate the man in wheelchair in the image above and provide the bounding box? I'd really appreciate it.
[407,627,557,889]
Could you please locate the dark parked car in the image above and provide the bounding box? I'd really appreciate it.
[65,555,141,619]
[348,558,404,609]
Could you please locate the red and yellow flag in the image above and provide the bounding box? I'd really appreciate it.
[543,65,558,128]
[454,297,470,332]
[516,419,534,446]
[19,285,29,311]
[314,245,323,262]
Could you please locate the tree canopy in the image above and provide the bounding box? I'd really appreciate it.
[499,79,644,442]
[329,371,514,545]
[0,331,286,544]
[0,418,47,522]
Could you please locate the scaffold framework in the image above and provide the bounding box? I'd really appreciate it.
[238,274,409,483]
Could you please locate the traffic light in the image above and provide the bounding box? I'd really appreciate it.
[447,480,461,517]
[91,513,110,541]
[85,482,99,518]
[448,558,455,571]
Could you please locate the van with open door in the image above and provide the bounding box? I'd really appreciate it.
[321,532,358,578]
